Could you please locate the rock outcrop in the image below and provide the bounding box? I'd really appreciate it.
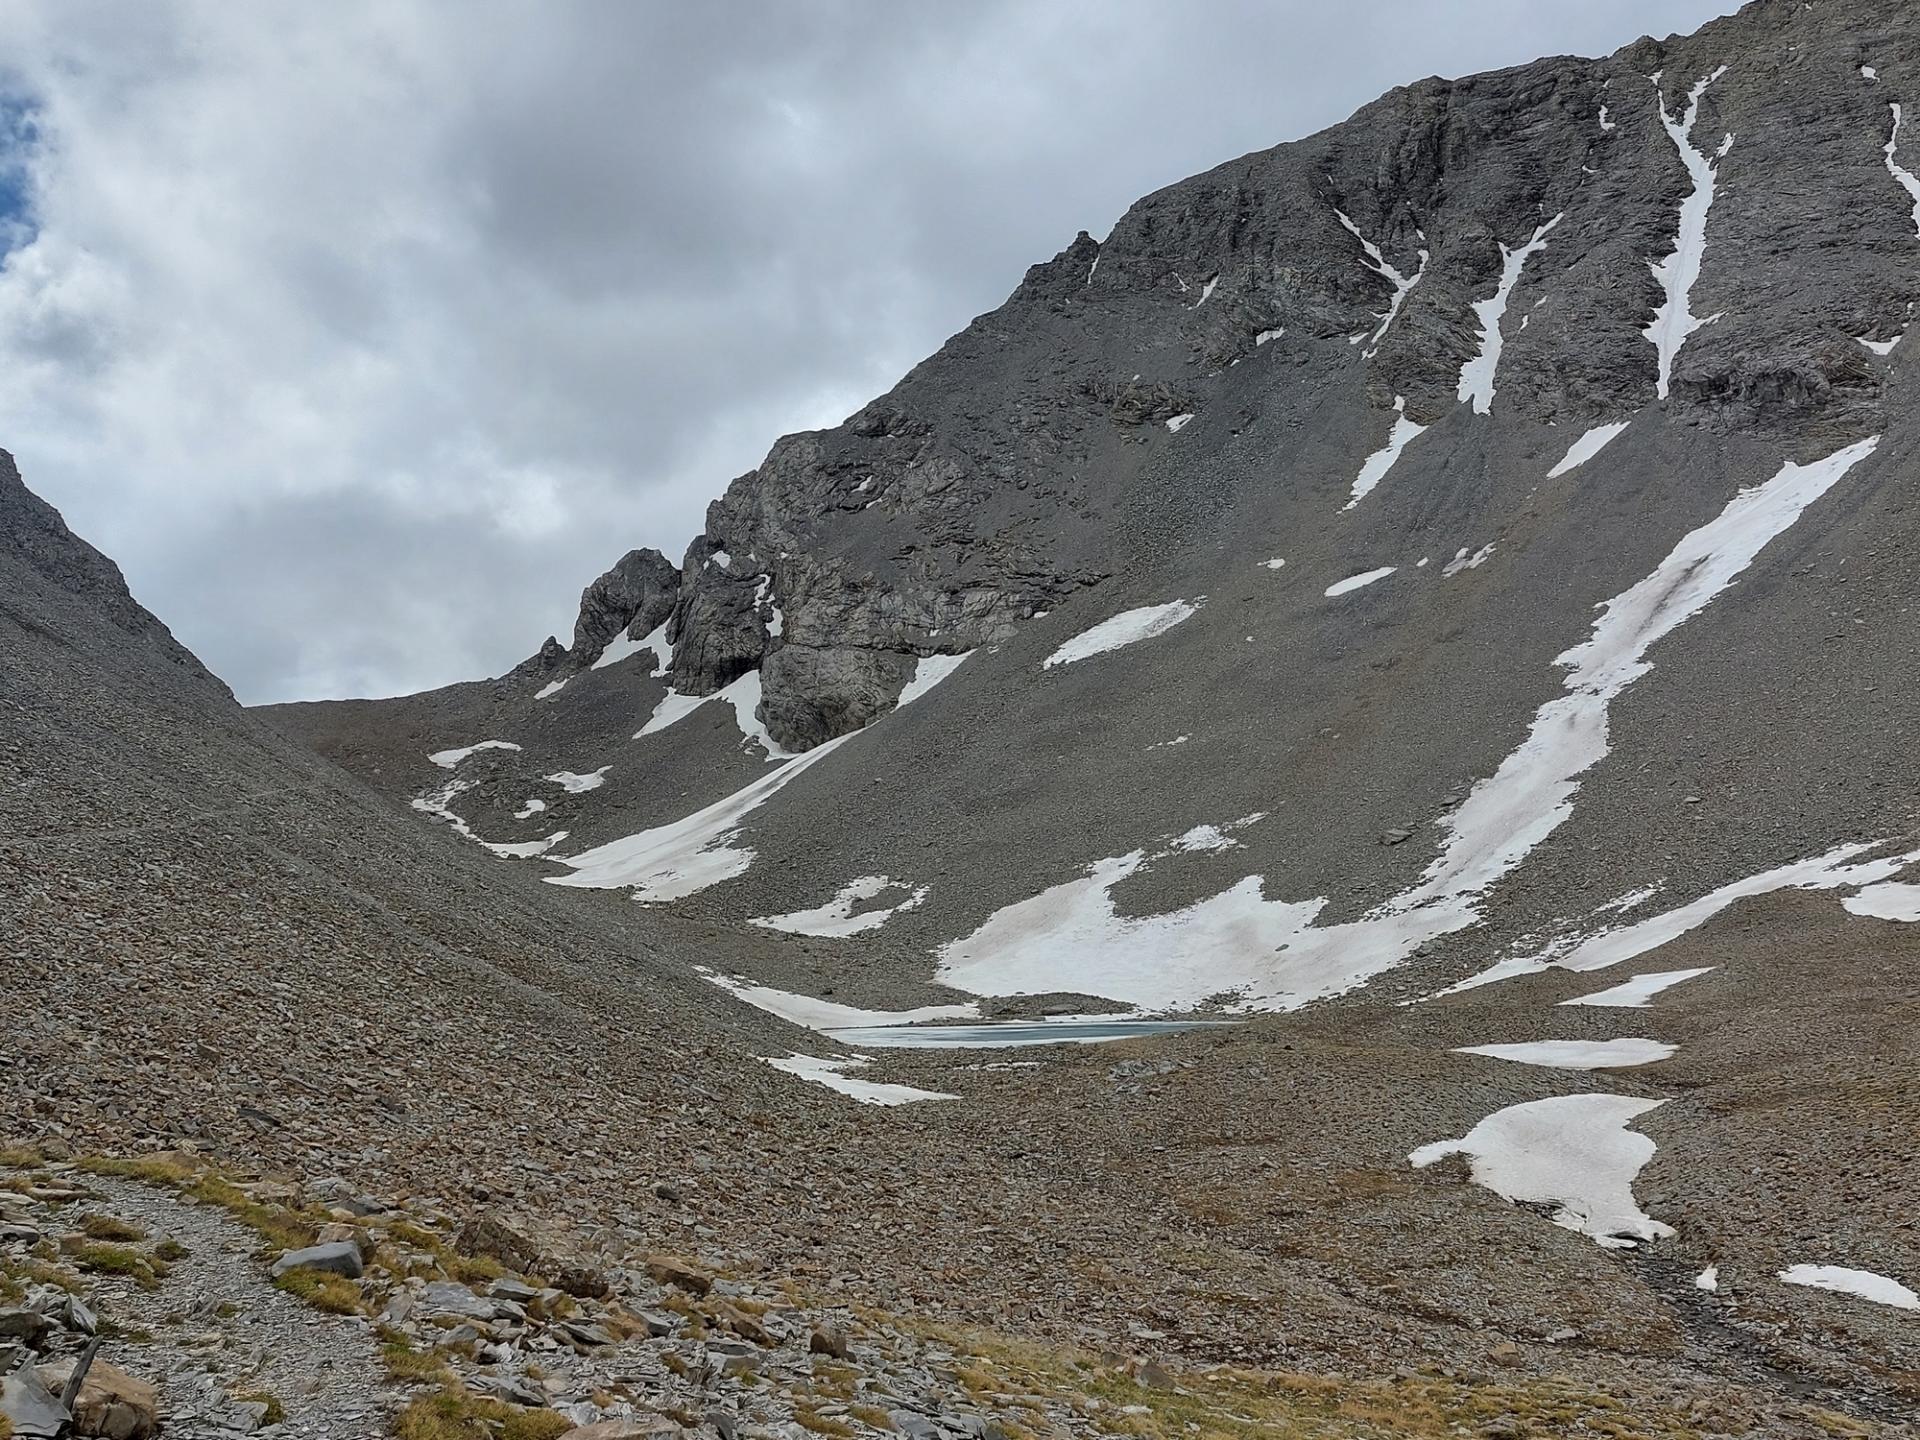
[569,548,680,666]
[515,0,1919,750]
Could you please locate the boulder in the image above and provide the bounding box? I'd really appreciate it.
[34,1358,157,1440]
[712,1302,770,1347]
[643,1255,712,1296]
[457,1214,541,1275]
[269,1240,363,1280]
[24,1287,96,1336]
[0,1308,52,1347]
[0,1365,69,1440]
[549,1263,610,1300]
[418,1281,497,1320]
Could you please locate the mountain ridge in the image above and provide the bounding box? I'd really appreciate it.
[8,2,1920,1434]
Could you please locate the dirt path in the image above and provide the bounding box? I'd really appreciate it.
[18,1174,388,1438]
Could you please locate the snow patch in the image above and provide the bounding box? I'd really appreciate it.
[485,831,571,859]
[1196,275,1219,306]
[535,678,568,701]
[896,651,972,706]
[1044,603,1198,669]
[429,740,521,769]
[720,669,797,760]
[1333,207,1429,354]
[1548,421,1632,478]
[514,797,548,821]
[1844,881,1920,921]
[1455,1038,1677,1070]
[1325,567,1397,598]
[1259,558,1287,571]
[1695,1265,1720,1291]
[1885,104,1920,240]
[1645,68,1732,400]
[546,767,609,794]
[1451,839,1920,995]
[1165,413,1194,433]
[1858,332,1904,357]
[560,653,969,902]
[750,875,930,938]
[1561,967,1715,1008]
[1410,1094,1673,1248]
[553,734,849,900]
[1597,883,1662,914]
[1598,105,1616,131]
[1171,825,1239,854]
[1442,543,1496,578]
[413,775,569,861]
[1457,214,1562,414]
[1345,396,1427,508]
[592,621,671,674]
[1779,1265,1919,1311]
[706,970,979,1030]
[636,688,719,739]
[1255,327,1285,346]
[764,1053,957,1107]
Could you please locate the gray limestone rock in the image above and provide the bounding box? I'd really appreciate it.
[571,549,680,666]
[758,645,917,750]
[268,1240,364,1280]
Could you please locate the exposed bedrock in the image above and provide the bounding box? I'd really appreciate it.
[569,547,680,665]
[758,644,917,750]
[536,0,1915,746]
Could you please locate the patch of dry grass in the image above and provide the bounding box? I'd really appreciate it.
[273,1268,363,1315]
[78,1213,149,1242]
[905,1323,1752,1440]
[393,1387,570,1440]
[793,1410,857,1438]
[60,1239,164,1289]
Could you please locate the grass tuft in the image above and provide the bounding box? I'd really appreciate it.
[273,1269,363,1315]
[79,1214,148,1242]
[393,1387,570,1440]
[794,1411,857,1438]
[60,1240,162,1290]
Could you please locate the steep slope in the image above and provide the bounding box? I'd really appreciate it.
[30,457,1920,1439]
[243,0,1920,1422]
[269,0,1920,1008]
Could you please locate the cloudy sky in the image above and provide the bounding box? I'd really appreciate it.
[0,0,1740,704]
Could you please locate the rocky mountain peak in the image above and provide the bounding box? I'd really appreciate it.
[569,546,680,667]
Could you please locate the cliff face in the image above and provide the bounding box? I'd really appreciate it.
[622,0,1915,748]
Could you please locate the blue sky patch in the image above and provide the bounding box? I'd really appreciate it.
[0,92,42,262]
